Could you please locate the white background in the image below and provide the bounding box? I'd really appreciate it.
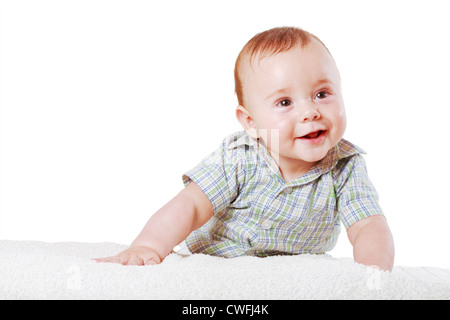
[1,0,449,268]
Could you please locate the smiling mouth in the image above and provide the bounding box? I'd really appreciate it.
[299,130,325,140]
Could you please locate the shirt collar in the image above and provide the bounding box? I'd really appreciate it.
[294,139,366,185]
[227,131,365,185]
[226,131,258,150]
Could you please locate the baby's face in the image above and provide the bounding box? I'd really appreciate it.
[238,39,346,170]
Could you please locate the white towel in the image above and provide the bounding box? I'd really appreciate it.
[0,240,449,299]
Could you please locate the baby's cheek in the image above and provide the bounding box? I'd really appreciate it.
[327,108,347,140]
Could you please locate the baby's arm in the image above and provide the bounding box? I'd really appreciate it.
[347,215,395,271]
[94,182,213,265]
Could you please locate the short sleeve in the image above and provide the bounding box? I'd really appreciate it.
[182,139,240,214]
[335,154,384,229]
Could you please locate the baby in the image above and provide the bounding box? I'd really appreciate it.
[96,27,395,271]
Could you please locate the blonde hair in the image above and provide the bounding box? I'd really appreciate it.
[234,26,330,106]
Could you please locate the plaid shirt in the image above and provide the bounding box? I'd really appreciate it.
[182,131,383,257]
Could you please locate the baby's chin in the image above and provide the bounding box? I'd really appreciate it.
[279,150,328,167]
[297,153,328,165]
[293,144,333,163]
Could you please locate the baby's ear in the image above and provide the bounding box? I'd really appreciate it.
[235,105,258,139]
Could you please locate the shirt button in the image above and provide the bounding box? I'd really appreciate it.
[261,220,273,229]
[283,186,293,194]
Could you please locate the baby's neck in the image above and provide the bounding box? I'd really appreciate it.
[270,150,318,183]
[279,163,316,183]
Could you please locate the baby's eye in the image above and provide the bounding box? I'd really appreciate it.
[315,91,329,100]
[315,91,328,99]
[276,99,293,108]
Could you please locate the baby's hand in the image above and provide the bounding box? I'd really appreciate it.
[93,246,162,266]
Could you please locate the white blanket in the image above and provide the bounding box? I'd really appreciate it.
[0,240,449,300]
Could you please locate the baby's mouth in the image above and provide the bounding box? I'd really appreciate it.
[299,130,325,140]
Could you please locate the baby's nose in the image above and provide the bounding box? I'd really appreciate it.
[299,106,321,123]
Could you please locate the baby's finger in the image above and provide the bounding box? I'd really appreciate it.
[141,251,162,265]
[144,258,157,265]
[92,256,122,264]
[126,255,144,266]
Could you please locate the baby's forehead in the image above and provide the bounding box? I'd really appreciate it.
[241,40,333,77]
